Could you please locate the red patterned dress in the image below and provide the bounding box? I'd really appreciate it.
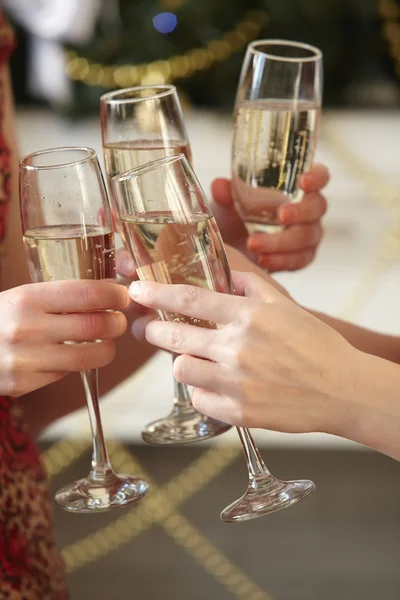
[0,13,67,599]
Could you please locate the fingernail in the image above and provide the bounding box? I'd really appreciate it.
[278,206,288,222]
[247,238,261,252]
[129,282,141,298]
[121,256,135,274]
[257,255,267,267]
[281,205,297,222]
[301,173,313,191]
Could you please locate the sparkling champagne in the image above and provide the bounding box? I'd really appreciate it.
[232,99,320,234]
[103,140,192,181]
[23,224,115,283]
[121,212,233,327]
[104,140,192,243]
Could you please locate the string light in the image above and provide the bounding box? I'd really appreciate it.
[64,10,269,89]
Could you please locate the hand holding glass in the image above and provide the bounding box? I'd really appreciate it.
[19,147,149,513]
[232,39,323,234]
[112,154,315,522]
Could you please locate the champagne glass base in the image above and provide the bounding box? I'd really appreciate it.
[142,409,231,445]
[55,473,149,513]
[220,478,315,523]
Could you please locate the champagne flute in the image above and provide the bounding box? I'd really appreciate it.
[19,147,149,513]
[112,154,315,522]
[101,85,230,445]
[232,39,323,234]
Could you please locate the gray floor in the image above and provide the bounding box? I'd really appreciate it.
[44,445,400,600]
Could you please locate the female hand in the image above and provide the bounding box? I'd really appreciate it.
[0,280,129,397]
[129,272,357,437]
[117,242,291,330]
[211,163,329,272]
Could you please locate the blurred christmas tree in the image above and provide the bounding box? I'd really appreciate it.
[9,0,400,115]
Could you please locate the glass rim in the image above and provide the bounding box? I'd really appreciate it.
[112,153,185,185]
[20,146,97,171]
[248,39,322,63]
[100,84,177,105]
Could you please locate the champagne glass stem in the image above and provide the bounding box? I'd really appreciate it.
[172,353,193,413]
[236,427,272,480]
[81,369,113,481]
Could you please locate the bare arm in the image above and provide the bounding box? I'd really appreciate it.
[310,311,400,365]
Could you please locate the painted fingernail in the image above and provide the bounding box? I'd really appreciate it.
[278,206,289,222]
[129,282,141,298]
[247,238,261,252]
[283,205,298,222]
[302,173,313,189]
[257,255,267,266]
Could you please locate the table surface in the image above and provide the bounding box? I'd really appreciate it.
[15,107,400,448]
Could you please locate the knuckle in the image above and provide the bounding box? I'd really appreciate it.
[218,326,236,351]
[71,340,116,370]
[4,350,20,375]
[5,319,26,344]
[6,286,30,311]
[84,311,126,341]
[239,303,264,333]
[71,346,92,371]
[2,355,23,396]
[177,285,200,310]
[54,280,72,302]
[169,327,184,350]
[233,344,251,371]
[81,282,102,308]
[81,313,102,340]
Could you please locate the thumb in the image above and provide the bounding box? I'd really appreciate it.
[231,270,282,303]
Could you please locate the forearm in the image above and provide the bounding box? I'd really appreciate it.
[335,349,400,461]
[312,311,400,365]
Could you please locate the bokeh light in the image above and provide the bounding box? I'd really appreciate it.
[152,12,178,34]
